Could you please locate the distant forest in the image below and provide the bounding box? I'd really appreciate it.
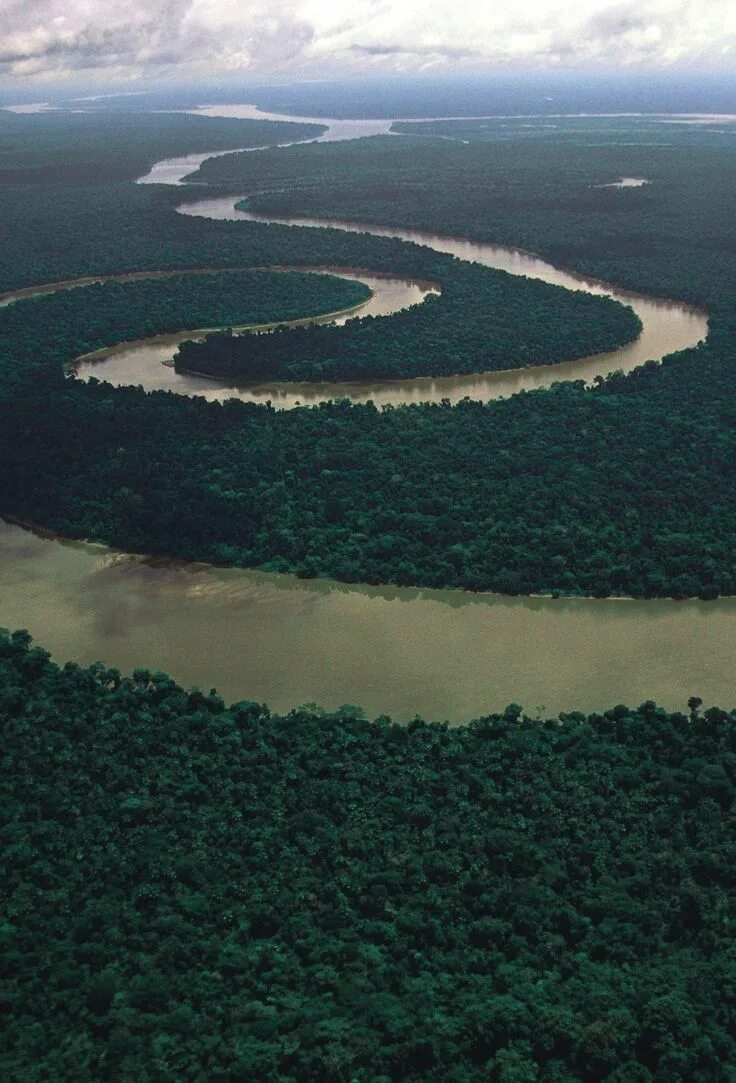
[0,110,324,189]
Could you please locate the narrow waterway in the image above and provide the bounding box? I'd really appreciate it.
[135,107,398,186]
[81,203,704,407]
[167,197,705,408]
[124,103,705,409]
[73,269,437,388]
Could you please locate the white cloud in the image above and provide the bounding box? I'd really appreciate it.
[1,0,735,82]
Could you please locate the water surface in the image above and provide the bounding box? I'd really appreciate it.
[598,176,650,188]
[3,519,734,719]
[73,270,437,390]
[0,110,724,717]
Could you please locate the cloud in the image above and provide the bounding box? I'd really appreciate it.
[350,43,481,60]
[1,0,735,83]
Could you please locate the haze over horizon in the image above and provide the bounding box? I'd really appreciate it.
[1,0,735,94]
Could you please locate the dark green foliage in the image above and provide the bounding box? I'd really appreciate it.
[0,109,324,188]
[2,628,736,1080]
[195,121,736,315]
[0,177,436,297]
[2,110,736,1082]
[2,364,736,598]
[174,265,639,382]
[0,270,371,367]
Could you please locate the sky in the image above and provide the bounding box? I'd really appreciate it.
[1,0,735,88]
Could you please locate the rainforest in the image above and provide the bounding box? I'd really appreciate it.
[3,628,736,1082]
[1,95,736,1081]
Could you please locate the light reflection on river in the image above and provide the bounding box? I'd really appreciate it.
[136,107,398,186]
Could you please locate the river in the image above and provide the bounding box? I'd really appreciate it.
[3,519,735,720]
[73,269,438,391]
[75,203,705,409]
[0,105,729,719]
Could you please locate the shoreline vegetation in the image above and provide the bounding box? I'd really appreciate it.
[9,511,736,605]
[3,107,736,1083]
[0,270,372,373]
[0,263,385,308]
[73,291,380,367]
[172,282,640,383]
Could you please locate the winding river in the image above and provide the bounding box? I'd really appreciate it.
[75,199,705,408]
[1,106,731,720]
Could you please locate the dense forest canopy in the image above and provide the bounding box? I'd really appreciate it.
[3,105,736,1082]
[0,271,371,369]
[0,109,325,188]
[2,628,736,1081]
[189,119,736,315]
[173,268,639,383]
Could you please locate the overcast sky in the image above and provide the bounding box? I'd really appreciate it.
[1,0,735,86]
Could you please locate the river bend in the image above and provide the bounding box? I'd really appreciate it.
[77,194,706,408]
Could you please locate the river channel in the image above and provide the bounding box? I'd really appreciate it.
[1,105,730,720]
[75,197,706,408]
[88,112,707,407]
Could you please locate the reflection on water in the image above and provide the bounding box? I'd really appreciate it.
[3,518,735,720]
[597,176,651,188]
[138,138,321,186]
[136,108,398,185]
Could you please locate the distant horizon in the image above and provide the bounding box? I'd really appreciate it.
[3,70,736,120]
